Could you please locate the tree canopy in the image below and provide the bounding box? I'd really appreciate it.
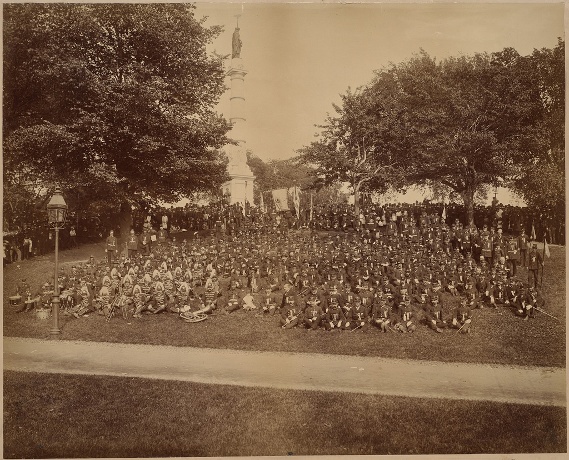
[4,3,232,230]
[510,39,565,227]
[298,43,564,224]
[297,83,409,216]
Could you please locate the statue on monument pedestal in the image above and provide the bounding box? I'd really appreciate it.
[232,27,242,59]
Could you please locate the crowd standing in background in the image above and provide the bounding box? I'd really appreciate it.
[3,199,564,269]
[12,204,550,334]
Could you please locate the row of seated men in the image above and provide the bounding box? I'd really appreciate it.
[14,252,544,333]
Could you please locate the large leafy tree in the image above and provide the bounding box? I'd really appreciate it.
[298,84,409,217]
[510,39,564,231]
[4,3,231,236]
[389,49,545,224]
[301,45,561,225]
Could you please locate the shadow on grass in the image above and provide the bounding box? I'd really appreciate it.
[4,371,566,457]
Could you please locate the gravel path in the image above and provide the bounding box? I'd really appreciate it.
[4,337,565,407]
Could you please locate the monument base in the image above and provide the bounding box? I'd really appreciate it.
[222,174,255,206]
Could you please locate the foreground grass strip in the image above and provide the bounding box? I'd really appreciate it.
[3,243,566,367]
[4,371,566,457]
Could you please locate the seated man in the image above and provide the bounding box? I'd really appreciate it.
[516,285,544,321]
[262,286,279,315]
[424,296,447,333]
[348,296,369,331]
[489,278,508,308]
[280,295,301,329]
[451,298,472,333]
[304,297,324,330]
[324,298,345,331]
[132,283,151,318]
[225,289,242,314]
[464,279,480,310]
[394,298,416,333]
[371,295,394,332]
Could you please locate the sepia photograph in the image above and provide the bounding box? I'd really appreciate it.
[3,1,566,458]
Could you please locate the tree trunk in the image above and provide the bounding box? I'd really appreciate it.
[118,202,133,254]
[461,189,475,226]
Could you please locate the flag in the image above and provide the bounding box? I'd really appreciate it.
[259,192,265,214]
[441,204,446,221]
[290,186,301,219]
[530,223,536,241]
[272,189,289,211]
[544,237,551,258]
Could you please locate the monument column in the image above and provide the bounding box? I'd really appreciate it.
[223,19,255,207]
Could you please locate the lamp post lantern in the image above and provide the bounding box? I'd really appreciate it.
[47,187,68,335]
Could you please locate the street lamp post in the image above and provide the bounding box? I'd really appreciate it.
[47,188,68,336]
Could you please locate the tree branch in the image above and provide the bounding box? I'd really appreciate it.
[440,179,461,192]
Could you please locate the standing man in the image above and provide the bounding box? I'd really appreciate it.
[126,229,139,260]
[105,230,118,267]
[518,229,528,267]
[506,237,520,277]
[69,226,78,248]
[527,243,543,288]
[161,212,169,232]
[157,225,168,245]
[139,224,152,256]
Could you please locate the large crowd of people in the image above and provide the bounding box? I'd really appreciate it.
[137,200,563,246]
[3,197,564,269]
[12,205,549,334]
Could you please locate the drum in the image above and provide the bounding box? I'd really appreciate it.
[25,299,37,310]
[9,295,22,307]
[180,311,207,323]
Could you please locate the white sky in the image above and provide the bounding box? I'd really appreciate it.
[195,2,564,164]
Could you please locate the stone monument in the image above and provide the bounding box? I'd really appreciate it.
[222,17,255,206]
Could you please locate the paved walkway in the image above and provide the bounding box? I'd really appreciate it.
[4,337,565,407]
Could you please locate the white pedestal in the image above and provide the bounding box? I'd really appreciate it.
[222,174,255,206]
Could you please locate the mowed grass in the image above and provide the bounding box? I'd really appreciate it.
[3,239,566,367]
[4,371,566,457]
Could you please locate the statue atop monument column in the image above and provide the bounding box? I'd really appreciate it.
[232,27,242,59]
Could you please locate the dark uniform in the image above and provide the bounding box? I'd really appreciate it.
[452,300,472,333]
[527,244,543,288]
[506,238,520,277]
[106,231,118,267]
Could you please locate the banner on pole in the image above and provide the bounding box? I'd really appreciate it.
[272,189,289,211]
[259,192,265,214]
[289,186,301,219]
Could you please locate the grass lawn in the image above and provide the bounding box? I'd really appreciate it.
[4,371,566,457]
[3,239,566,368]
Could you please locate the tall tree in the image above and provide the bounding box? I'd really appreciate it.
[298,84,408,217]
[4,3,231,237]
[510,39,564,232]
[379,49,545,224]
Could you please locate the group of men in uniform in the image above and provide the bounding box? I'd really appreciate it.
[14,206,548,335]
